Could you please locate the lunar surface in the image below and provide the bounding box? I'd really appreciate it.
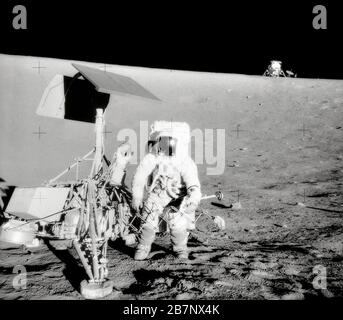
[1,73,343,300]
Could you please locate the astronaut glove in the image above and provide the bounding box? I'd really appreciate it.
[113,143,132,168]
[132,197,143,212]
[180,200,198,216]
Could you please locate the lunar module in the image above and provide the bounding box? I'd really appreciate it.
[263,60,287,77]
[263,60,297,78]
[0,65,224,299]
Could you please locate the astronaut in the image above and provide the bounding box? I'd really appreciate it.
[131,121,201,260]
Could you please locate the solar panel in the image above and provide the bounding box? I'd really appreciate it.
[72,63,160,101]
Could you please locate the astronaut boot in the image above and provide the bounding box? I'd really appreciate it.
[175,249,189,260]
[134,225,156,261]
[171,230,190,260]
[134,243,151,260]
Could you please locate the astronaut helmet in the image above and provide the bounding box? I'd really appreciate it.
[148,133,178,157]
[148,121,190,159]
[156,135,178,156]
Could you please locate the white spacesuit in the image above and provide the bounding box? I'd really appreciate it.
[131,121,201,260]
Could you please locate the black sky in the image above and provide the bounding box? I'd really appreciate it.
[0,0,342,79]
